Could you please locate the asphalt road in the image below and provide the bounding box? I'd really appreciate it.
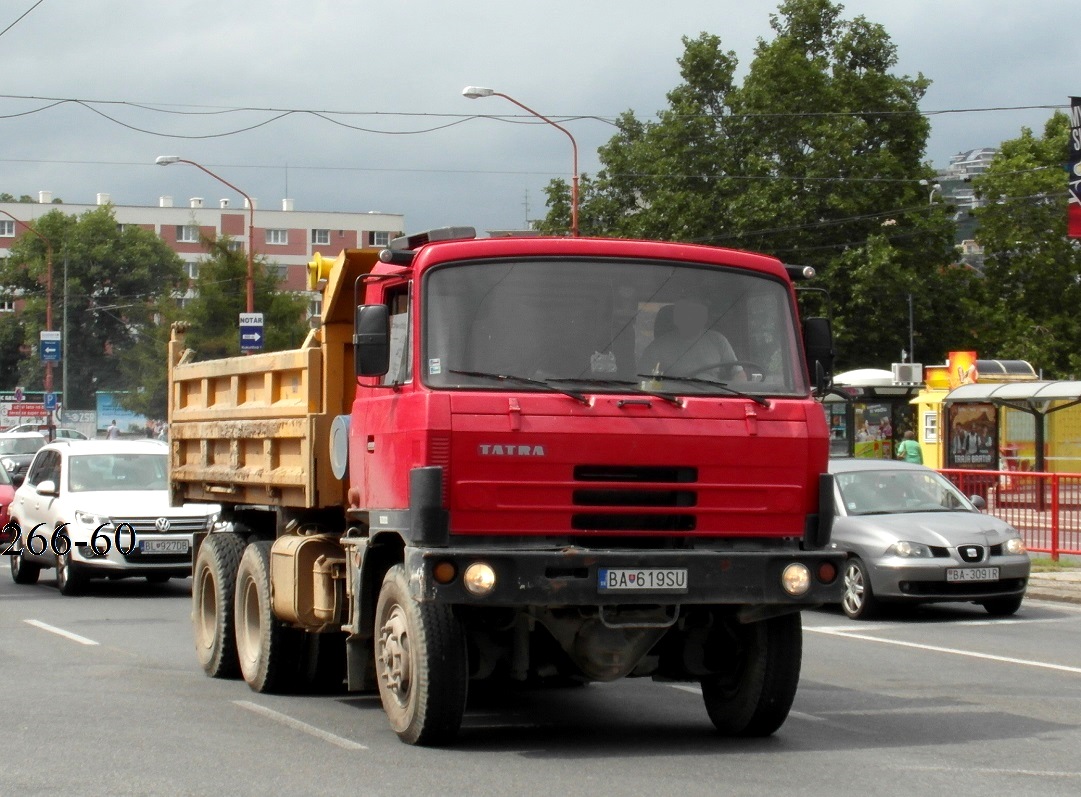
[3,571,1080,797]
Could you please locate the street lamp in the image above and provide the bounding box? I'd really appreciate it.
[0,209,56,419]
[919,178,942,205]
[155,156,256,313]
[462,86,580,237]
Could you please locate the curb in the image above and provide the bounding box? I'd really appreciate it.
[1026,574,1081,605]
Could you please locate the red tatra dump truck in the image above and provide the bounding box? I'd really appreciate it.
[168,227,843,746]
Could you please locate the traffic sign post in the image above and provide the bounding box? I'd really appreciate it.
[239,312,264,352]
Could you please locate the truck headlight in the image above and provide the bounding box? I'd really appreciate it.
[781,563,811,596]
[463,562,496,596]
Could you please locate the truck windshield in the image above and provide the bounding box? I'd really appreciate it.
[423,258,807,397]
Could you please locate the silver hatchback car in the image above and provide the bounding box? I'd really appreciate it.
[828,458,1030,619]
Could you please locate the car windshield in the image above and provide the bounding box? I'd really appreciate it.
[0,436,44,455]
[67,453,168,492]
[836,469,975,515]
[423,258,806,397]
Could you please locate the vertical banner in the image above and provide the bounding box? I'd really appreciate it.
[1070,96,1081,238]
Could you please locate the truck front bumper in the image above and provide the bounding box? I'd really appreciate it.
[404,546,844,608]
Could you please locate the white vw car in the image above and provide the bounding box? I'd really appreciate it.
[8,439,219,595]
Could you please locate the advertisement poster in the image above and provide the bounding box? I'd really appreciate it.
[1069,96,1081,238]
[947,350,979,390]
[95,392,150,435]
[948,402,997,468]
[853,402,893,459]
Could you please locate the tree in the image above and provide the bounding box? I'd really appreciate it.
[972,112,1081,377]
[0,205,188,409]
[539,0,968,369]
[179,235,310,361]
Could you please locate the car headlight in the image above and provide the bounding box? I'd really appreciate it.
[887,540,933,558]
[75,509,110,527]
[1004,537,1026,555]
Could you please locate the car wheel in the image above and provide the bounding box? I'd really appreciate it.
[55,551,87,596]
[10,547,41,585]
[841,557,879,620]
[982,595,1023,616]
[193,532,246,679]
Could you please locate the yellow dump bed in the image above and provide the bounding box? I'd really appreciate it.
[167,249,380,509]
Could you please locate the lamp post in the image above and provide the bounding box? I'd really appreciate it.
[0,209,56,417]
[919,178,942,205]
[155,156,256,313]
[462,86,580,237]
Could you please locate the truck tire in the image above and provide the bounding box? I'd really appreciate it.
[375,564,468,746]
[701,612,802,737]
[193,532,246,679]
[234,541,301,693]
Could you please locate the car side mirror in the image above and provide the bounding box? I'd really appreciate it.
[35,479,58,497]
[354,304,390,377]
[969,494,987,510]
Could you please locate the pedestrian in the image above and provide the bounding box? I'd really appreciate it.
[106,419,120,440]
[896,430,923,464]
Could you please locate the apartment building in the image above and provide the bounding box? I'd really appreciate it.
[0,191,404,311]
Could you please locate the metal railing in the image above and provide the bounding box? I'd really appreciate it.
[941,468,1081,560]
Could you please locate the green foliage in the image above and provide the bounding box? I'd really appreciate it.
[539,0,967,370]
[972,112,1081,378]
[180,235,310,361]
[0,205,187,410]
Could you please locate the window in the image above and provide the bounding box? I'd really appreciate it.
[308,295,323,318]
[1,220,15,237]
[0,298,13,313]
[266,229,288,245]
[311,229,330,246]
[227,240,243,252]
[368,231,390,247]
[269,264,288,280]
[186,262,200,280]
[383,287,411,386]
[176,225,199,243]
[922,410,938,443]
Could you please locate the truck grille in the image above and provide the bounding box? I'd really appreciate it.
[571,465,698,532]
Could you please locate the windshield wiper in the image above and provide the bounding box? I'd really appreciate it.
[635,374,771,407]
[547,377,683,406]
[447,369,589,405]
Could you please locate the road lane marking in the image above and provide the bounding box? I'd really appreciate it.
[234,700,368,750]
[808,626,1081,674]
[24,619,99,646]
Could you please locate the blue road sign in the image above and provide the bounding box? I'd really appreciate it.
[40,340,61,362]
[240,312,264,352]
[44,392,57,411]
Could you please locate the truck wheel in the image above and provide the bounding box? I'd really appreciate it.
[375,564,467,746]
[234,541,301,693]
[193,532,246,678]
[701,612,802,737]
[55,551,87,596]
[10,548,41,585]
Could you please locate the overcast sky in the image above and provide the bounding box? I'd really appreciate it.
[0,0,1074,235]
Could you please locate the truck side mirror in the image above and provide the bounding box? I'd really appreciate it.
[354,304,390,377]
[803,316,834,395]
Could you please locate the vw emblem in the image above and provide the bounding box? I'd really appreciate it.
[155,517,171,532]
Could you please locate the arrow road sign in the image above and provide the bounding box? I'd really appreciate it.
[240,312,264,352]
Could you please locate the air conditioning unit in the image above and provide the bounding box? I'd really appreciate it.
[892,363,923,384]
